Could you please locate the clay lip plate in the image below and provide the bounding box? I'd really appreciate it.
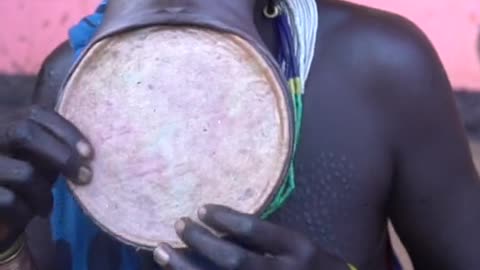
[57,26,292,249]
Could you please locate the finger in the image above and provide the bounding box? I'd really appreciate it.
[0,187,33,250]
[28,106,94,159]
[6,121,91,185]
[154,244,201,270]
[198,205,310,255]
[176,218,263,270]
[0,156,53,217]
[27,175,53,217]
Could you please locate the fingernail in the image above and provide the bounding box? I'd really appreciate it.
[77,166,93,185]
[175,219,186,235]
[198,207,207,220]
[153,245,170,266]
[76,141,92,158]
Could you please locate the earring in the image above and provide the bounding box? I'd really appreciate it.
[263,0,281,19]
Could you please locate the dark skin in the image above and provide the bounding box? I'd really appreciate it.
[1,0,479,269]
[0,106,93,244]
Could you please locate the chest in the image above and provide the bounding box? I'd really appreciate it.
[254,3,394,205]
[265,60,395,265]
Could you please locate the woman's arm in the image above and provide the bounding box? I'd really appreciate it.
[0,41,76,270]
[33,41,75,109]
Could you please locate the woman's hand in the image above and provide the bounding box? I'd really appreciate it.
[154,205,352,270]
[0,105,93,252]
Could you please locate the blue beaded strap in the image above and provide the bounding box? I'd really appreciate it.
[262,0,312,218]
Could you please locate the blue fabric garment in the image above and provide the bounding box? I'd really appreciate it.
[68,0,108,58]
[51,1,144,269]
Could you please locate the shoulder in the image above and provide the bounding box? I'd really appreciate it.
[314,2,458,145]
[318,2,452,110]
[33,41,75,109]
[321,2,444,83]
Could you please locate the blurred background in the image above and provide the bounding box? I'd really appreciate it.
[0,1,478,269]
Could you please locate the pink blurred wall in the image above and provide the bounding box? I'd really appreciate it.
[0,0,479,90]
